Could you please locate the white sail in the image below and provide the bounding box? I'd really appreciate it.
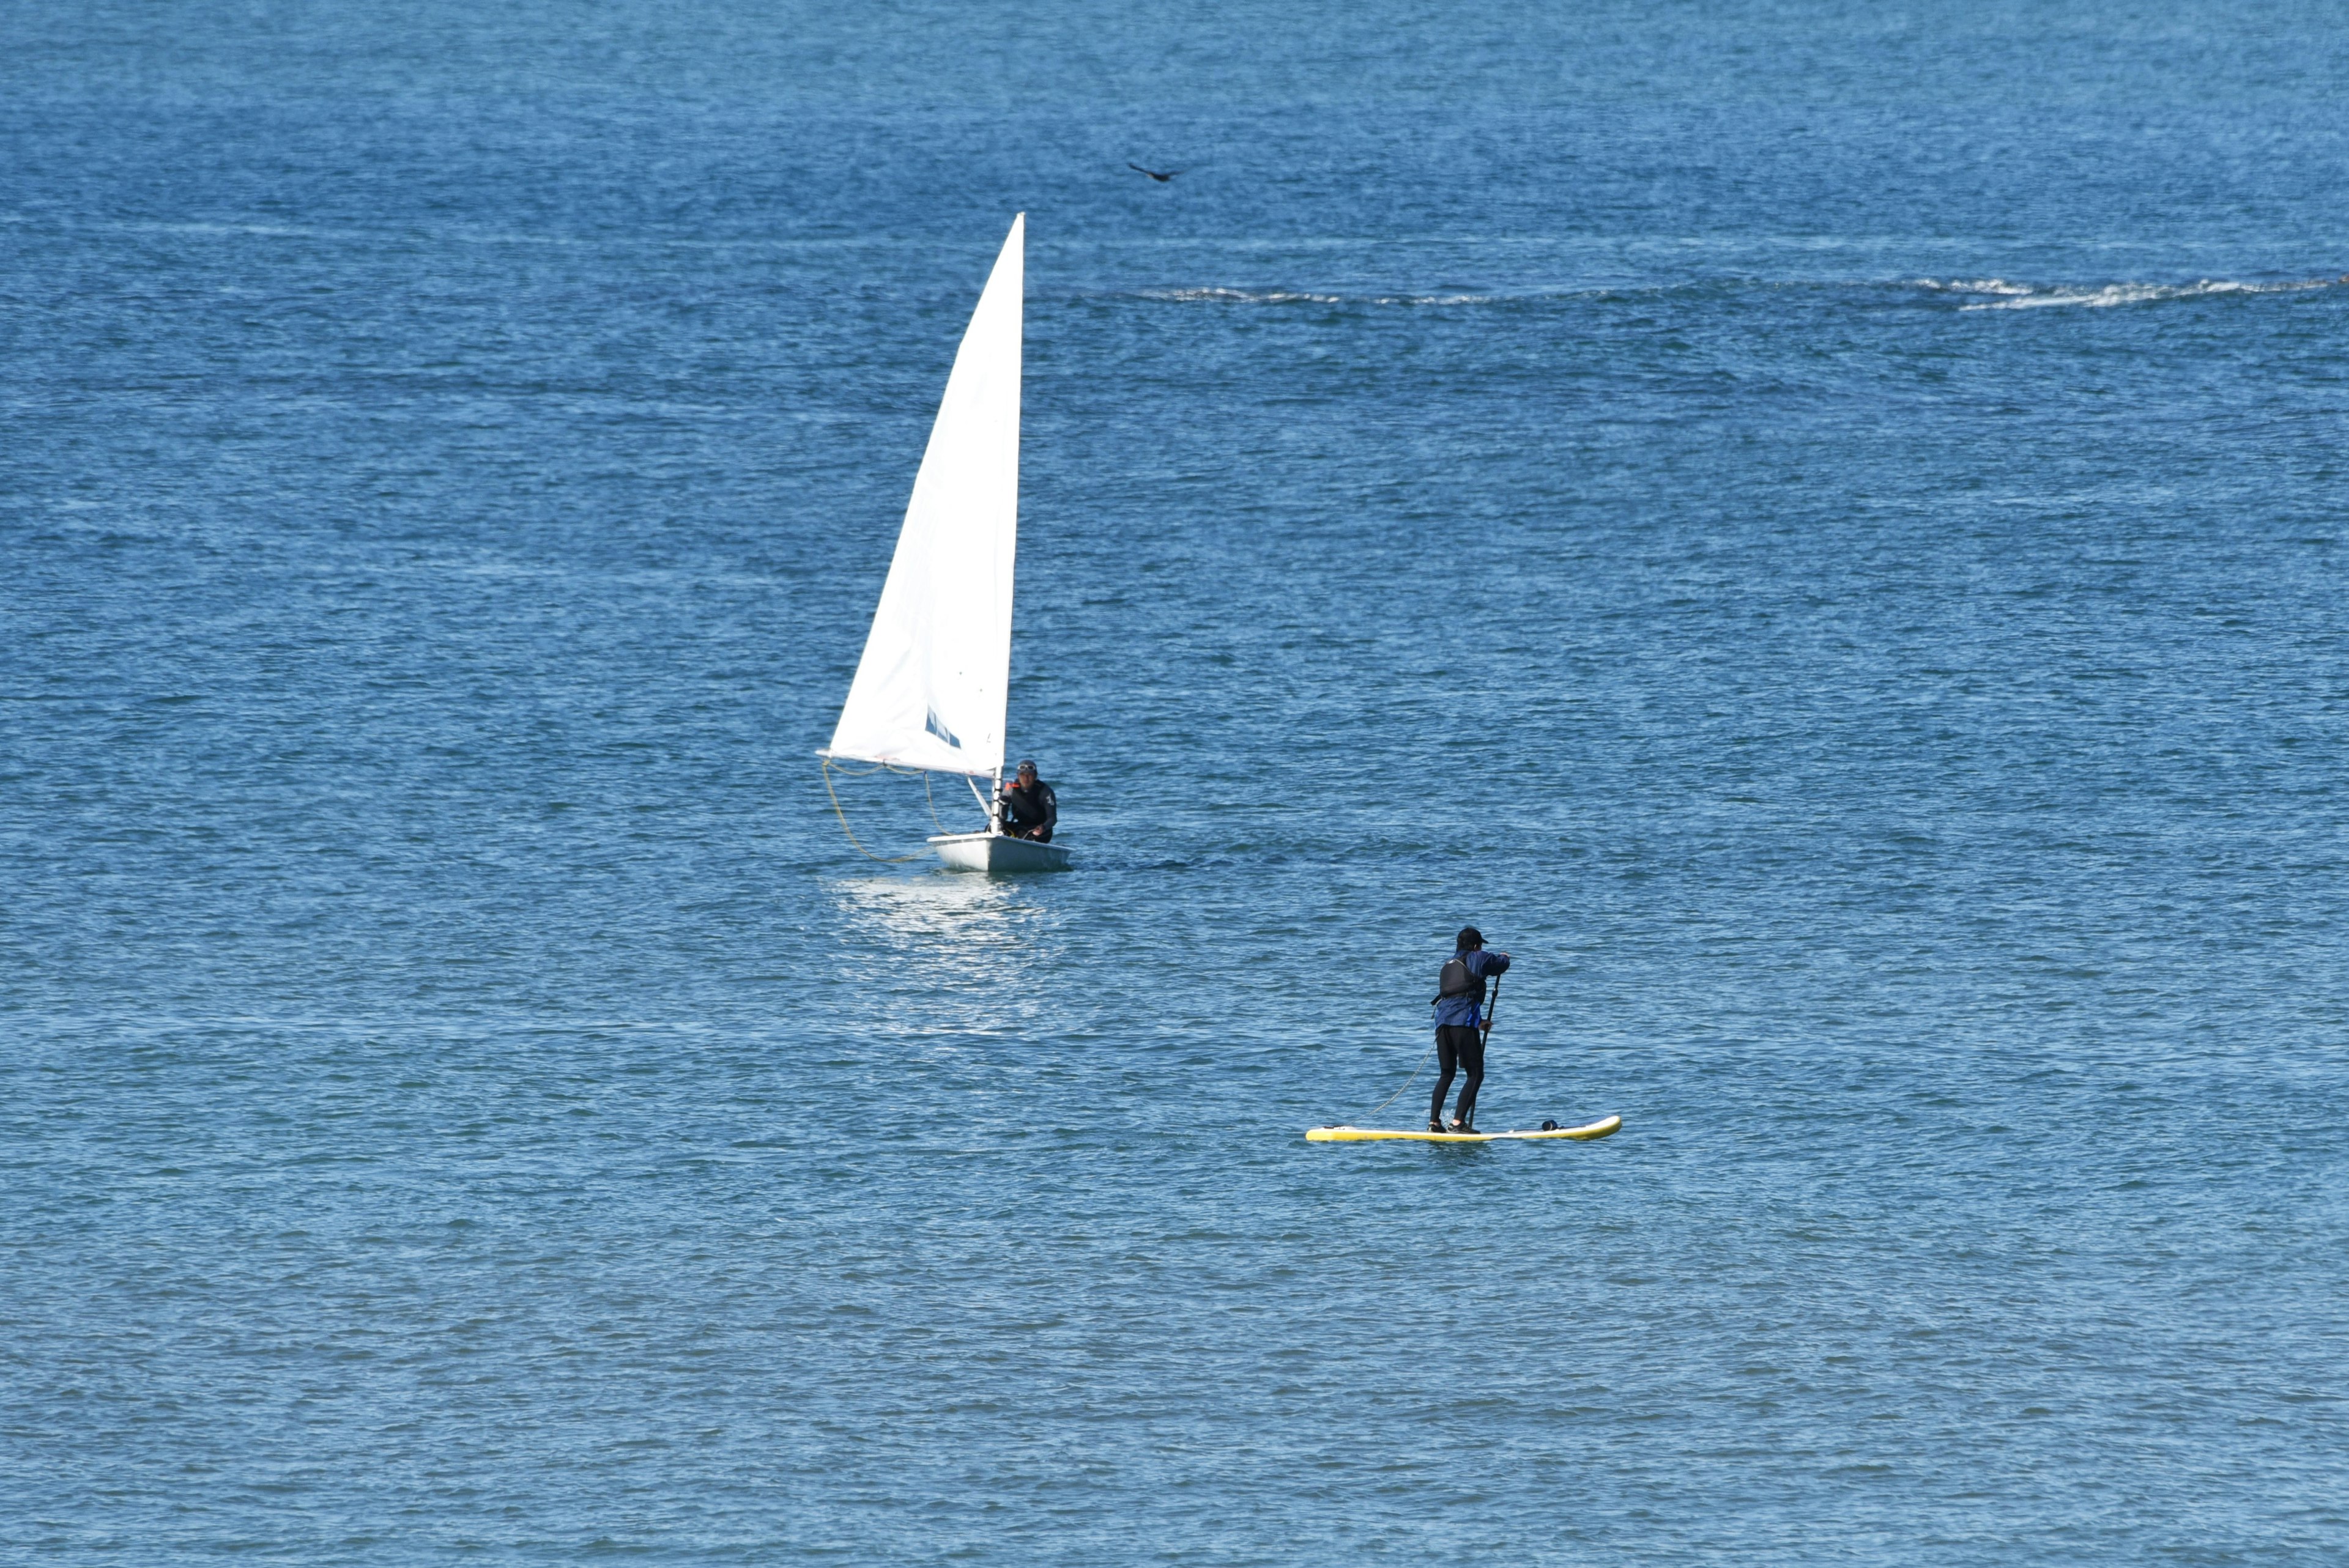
[824,215,1023,778]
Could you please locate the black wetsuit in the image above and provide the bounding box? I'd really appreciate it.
[1431,1026,1485,1130]
[1000,777,1056,841]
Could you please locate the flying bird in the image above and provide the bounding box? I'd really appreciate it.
[1128,163,1186,182]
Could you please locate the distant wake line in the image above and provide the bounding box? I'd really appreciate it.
[1136,286,1497,306]
[1920,276,2345,311]
[1135,276,2345,311]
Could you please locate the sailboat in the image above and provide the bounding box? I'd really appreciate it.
[819,215,1071,873]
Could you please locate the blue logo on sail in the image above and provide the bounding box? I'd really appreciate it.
[925,708,961,749]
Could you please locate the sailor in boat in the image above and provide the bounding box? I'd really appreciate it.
[1430,926,1510,1134]
[996,760,1057,842]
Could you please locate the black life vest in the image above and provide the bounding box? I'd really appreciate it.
[1001,780,1052,830]
[1432,953,1483,1008]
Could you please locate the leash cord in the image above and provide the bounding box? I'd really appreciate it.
[1363,1041,1438,1119]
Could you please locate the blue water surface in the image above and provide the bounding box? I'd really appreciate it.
[5,2,2347,1562]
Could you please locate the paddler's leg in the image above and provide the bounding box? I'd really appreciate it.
[1452,1027,1486,1131]
[1428,1030,1460,1131]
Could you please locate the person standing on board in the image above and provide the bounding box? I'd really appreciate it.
[1430,926,1510,1133]
[997,760,1057,842]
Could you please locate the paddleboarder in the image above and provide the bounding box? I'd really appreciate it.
[1430,926,1509,1133]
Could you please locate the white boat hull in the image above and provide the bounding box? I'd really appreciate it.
[929,832,1072,873]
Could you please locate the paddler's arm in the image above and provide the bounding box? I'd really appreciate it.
[1471,949,1510,1027]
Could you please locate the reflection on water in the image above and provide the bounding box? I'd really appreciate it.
[827,870,1066,1036]
[831,867,1024,942]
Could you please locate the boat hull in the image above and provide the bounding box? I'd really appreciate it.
[929,832,1072,873]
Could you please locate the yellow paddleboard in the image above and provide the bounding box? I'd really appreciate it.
[1305,1115,1622,1144]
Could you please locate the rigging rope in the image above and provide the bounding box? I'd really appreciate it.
[924,771,952,837]
[822,758,933,863]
